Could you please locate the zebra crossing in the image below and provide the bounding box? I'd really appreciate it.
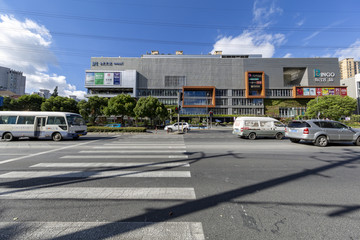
[0,134,205,239]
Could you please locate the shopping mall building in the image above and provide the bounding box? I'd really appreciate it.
[85,51,345,117]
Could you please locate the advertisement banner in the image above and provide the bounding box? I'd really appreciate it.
[328,88,335,95]
[303,88,310,96]
[296,88,303,96]
[335,88,341,95]
[114,72,121,85]
[104,73,114,85]
[341,88,347,96]
[322,88,329,96]
[310,88,316,96]
[316,88,322,96]
[85,72,95,85]
[95,73,104,85]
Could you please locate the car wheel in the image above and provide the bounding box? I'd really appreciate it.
[168,128,173,132]
[290,138,300,143]
[52,132,63,141]
[275,132,284,140]
[315,135,328,147]
[3,132,13,142]
[248,132,256,140]
[354,136,360,146]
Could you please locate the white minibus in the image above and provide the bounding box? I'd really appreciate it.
[232,116,286,140]
[0,111,87,141]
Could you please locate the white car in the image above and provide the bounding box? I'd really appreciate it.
[164,122,190,132]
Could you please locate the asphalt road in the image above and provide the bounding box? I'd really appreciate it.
[0,129,360,239]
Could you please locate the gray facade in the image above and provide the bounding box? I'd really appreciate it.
[85,53,341,116]
[0,66,26,95]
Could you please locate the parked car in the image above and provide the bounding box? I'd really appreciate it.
[232,117,286,140]
[105,123,122,128]
[164,122,190,132]
[286,120,360,147]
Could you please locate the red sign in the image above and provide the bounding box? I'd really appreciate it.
[341,88,347,96]
[316,88,322,96]
[335,88,340,95]
[297,88,303,96]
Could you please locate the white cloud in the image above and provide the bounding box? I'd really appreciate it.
[211,0,285,58]
[333,39,360,61]
[283,53,292,58]
[212,31,285,57]
[0,14,86,99]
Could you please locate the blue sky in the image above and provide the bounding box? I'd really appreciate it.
[0,0,359,98]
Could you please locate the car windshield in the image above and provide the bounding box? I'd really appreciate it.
[66,115,86,126]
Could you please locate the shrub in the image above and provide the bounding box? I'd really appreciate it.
[87,126,146,133]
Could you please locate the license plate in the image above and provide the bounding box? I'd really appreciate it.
[290,129,298,133]
[78,134,83,136]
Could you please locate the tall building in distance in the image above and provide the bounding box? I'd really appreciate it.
[0,66,26,95]
[339,58,360,80]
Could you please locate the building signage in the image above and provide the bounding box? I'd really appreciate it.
[95,72,104,85]
[294,86,347,98]
[92,62,124,67]
[85,72,95,85]
[86,72,122,86]
[114,72,121,85]
[314,69,335,82]
[245,71,265,98]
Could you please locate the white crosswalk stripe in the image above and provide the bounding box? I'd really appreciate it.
[30,162,190,168]
[61,155,189,159]
[0,170,191,178]
[0,221,205,240]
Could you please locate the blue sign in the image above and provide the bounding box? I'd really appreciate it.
[0,96,3,107]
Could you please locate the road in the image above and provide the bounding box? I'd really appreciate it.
[0,129,360,239]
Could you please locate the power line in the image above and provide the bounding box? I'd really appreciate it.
[2,8,360,32]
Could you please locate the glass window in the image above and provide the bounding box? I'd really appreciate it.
[0,116,17,124]
[260,121,272,128]
[165,76,186,87]
[320,122,333,128]
[66,115,85,126]
[332,122,348,129]
[47,116,67,125]
[244,120,259,128]
[17,116,35,124]
[288,121,311,128]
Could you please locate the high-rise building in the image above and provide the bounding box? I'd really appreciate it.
[339,58,360,80]
[0,66,26,95]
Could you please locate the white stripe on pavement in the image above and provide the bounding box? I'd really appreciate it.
[30,162,190,168]
[0,187,196,199]
[93,146,186,149]
[79,150,186,153]
[0,140,100,165]
[104,143,184,146]
[0,222,205,240]
[61,155,189,159]
[0,170,191,178]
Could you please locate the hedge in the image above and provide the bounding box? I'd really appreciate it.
[87,126,147,133]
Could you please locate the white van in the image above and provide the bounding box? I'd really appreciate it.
[232,117,286,140]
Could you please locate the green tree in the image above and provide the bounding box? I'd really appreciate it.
[305,95,357,120]
[103,94,136,119]
[41,96,79,113]
[133,96,169,126]
[11,94,45,111]
[51,86,58,97]
[77,96,108,124]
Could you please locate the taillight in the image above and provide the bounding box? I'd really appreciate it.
[240,127,243,132]
[303,128,309,134]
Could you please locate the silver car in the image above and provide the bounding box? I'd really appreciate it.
[286,120,360,147]
[164,122,190,132]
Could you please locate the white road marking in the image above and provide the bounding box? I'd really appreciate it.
[30,162,190,168]
[79,150,186,153]
[61,155,189,159]
[0,222,205,240]
[0,187,196,199]
[0,170,191,178]
[0,140,100,165]
[94,146,186,149]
